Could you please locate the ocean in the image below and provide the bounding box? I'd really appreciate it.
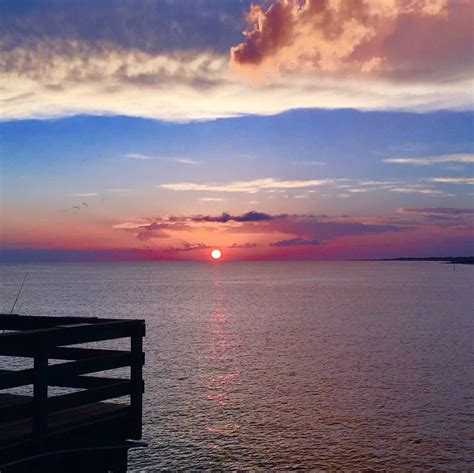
[1,261,473,470]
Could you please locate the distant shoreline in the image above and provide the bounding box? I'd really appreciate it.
[368,256,474,265]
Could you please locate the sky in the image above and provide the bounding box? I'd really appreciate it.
[0,0,473,262]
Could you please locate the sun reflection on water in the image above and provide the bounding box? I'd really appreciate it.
[204,273,242,443]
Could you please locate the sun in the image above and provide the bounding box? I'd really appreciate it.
[211,249,222,260]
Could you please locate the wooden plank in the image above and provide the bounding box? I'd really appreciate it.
[0,315,119,331]
[50,347,126,360]
[48,353,133,380]
[0,351,131,388]
[0,405,132,469]
[48,381,132,413]
[0,368,34,389]
[0,393,26,407]
[49,375,125,389]
[0,397,32,423]
[0,394,129,444]
[0,316,96,331]
[0,382,131,423]
[0,320,145,356]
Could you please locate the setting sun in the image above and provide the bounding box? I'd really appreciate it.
[211,249,222,260]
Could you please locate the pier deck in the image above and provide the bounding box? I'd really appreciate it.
[0,314,145,472]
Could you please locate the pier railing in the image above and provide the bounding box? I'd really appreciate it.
[0,314,145,456]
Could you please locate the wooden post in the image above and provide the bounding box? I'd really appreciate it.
[130,324,144,439]
[33,347,48,458]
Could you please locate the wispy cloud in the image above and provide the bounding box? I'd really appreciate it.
[397,207,474,215]
[125,153,199,164]
[294,161,327,166]
[199,197,225,202]
[113,220,191,233]
[426,177,474,185]
[192,211,275,223]
[168,243,211,252]
[136,230,171,241]
[160,177,343,193]
[270,237,321,247]
[124,153,154,160]
[390,187,453,196]
[228,242,257,249]
[71,192,98,197]
[358,181,395,186]
[173,158,200,165]
[383,153,474,166]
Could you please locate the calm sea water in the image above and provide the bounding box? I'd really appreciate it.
[1,261,473,470]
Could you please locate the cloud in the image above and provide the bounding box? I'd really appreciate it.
[125,153,153,160]
[358,180,399,186]
[124,153,199,164]
[113,220,192,240]
[398,207,474,215]
[174,158,200,165]
[199,197,226,202]
[1,36,472,122]
[389,187,453,196]
[71,192,98,197]
[160,177,341,193]
[168,243,211,252]
[0,1,248,55]
[136,230,171,241]
[230,0,473,82]
[223,214,404,242]
[383,153,474,165]
[426,177,474,185]
[193,211,275,223]
[294,160,326,166]
[348,189,369,193]
[228,242,257,249]
[270,237,321,247]
[113,212,405,249]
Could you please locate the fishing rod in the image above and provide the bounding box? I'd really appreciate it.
[9,272,29,315]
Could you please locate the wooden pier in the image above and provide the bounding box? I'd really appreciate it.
[0,314,145,472]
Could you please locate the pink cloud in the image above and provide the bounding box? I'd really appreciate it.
[230,0,473,81]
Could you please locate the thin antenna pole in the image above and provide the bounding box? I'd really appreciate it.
[9,272,29,315]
